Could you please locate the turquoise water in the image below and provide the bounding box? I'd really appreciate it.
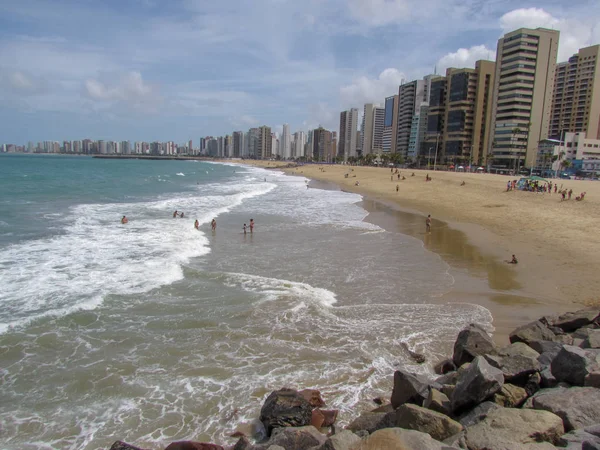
[0,154,492,449]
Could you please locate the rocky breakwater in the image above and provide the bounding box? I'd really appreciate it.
[110,308,600,450]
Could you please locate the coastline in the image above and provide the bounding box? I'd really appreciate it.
[230,160,600,342]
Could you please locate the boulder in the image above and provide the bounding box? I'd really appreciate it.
[452,324,496,367]
[585,370,600,388]
[484,353,540,385]
[443,431,468,449]
[164,443,224,450]
[231,437,252,450]
[311,409,338,428]
[493,383,529,407]
[354,428,460,450]
[423,388,451,416]
[311,409,325,429]
[500,342,541,359]
[370,403,394,413]
[451,356,504,413]
[464,408,564,449]
[529,340,564,359]
[458,401,502,428]
[109,443,148,450]
[553,309,600,332]
[345,412,390,434]
[510,321,556,345]
[230,419,267,441]
[400,342,427,364]
[389,403,463,441]
[299,389,326,408]
[434,358,456,375]
[315,430,361,450]
[259,388,313,436]
[266,446,285,450]
[540,366,559,388]
[551,345,600,386]
[526,386,600,431]
[261,426,327,449]
[558,429,600,448]
[390,368,429,408]
[583,330,600,349]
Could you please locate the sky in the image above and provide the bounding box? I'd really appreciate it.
[1,0,599,144]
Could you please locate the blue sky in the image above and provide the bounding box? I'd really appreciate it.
[1,0,599,144]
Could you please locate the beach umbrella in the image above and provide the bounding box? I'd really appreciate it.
[449,165,455,169]
[528,175,550,183]
[458,166,464,169]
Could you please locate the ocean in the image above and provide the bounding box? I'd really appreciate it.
[0,154,492,449]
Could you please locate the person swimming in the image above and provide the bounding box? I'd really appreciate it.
[121,215,128,224]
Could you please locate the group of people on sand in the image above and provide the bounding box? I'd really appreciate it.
[505,179,587,202]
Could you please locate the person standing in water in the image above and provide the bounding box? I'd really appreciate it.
[249,218,254,234]
[211,218,216,231]
[243,223,247,235]
[121,215,128,224]
[426,215,432,233]
[194,219,199,229]
[173,210,178,218]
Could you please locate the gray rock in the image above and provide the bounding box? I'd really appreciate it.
[458,401,502,428]
[541,366,559,388]
[551,345,600,386]
[585,424,600,438]
[510,321,556,345]
[493,383,529,407]
[529,340,564,358]
[345,412,390,434]
[266,446,285,450]
[585,370,600,388]
[583,330,600,349]
[526,386,600,431]
[553,309,600,332]
[500,342,541,359]
[390,368,429,408]
[464,408,564,450]
[390,403,463,441]
[262,426,326,449]
[424,388,452,416]
[354,428,460,450]
[259,388,313,436]
[525,372,542,396]
[451,356,504,413]
[434,358,456,375]
[165,442,224,450]
[484,353,541,385]
[109,443,148,450]
[315,430,361,450]
[558,429,600,448]
[443,431,468,449]
[436,371,459,386]
[452,324,496,367]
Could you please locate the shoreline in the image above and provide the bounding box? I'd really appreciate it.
[230,160,600,342]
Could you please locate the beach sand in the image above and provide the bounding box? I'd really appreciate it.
[233,160,600,341]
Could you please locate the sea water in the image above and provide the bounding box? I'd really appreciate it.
[0,155,492,449]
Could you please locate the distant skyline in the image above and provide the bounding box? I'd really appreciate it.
[1,0,599,144]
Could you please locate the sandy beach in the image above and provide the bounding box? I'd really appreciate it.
[232,160,600,339]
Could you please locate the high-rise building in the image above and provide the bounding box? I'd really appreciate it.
[338,108,359,161]
[258,126,272,160]
[372,107,385,153]
[361,104,376,155]
[271,133,278,159]
[489,27,560,169]
[281,124,291,159]
[312,127,333,161]
[550,45,600,140]
[233,131,244,158]
[293,131,306,159]
[423,76,447,163]
[396,80,427,158]
[331,131,338,161]
[248,128,260,158]
[383,95,399,153]
[121,141,131,155]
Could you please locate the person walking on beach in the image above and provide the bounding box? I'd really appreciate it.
[211,218,217,231]
[396,184,399,193]
[426,215,432,233]
[249,218,254,234]
[121,215,128,224]
[568,189,573,200]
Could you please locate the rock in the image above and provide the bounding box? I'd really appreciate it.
[554,334,575,346]
[585,424,600,438]
[436,371,459,386]
[266,446,285,450]
[452,324,496,367]
[390,368,429,408]
[262,426,326,449]
[390,403,463,441]
[493,383,528,407]
[230,419,267,441]
[443,431,468,449]
[434,358,456,375]
[354,428,460,450]
[529,340,564,358]
[500,342,541,359]
[370,403,394,413]
[585,370,600,388]
[464,408,564,449]
[315,430,361,450]
[424,388,451,416]
[231,437,251,450]
[551,345,600,386]
[451,356,504,413]
[553,309,600,332]
[484,353,540,385]
[299,389,326,408]
[541,366,559,388]
[526,386,600,431]
[164,443,224,450]
[558,429,600,448]
[109,443,148,450]
[510,321,556,345]
[311,409,337,428]
[311,409,325,429]
[345,412,390,434]
[583,330,600,349]
[372,396,385,405]
[260,388,313,436]
[524,372,542,396]
[401,342,427,364]
[458,401,502,428]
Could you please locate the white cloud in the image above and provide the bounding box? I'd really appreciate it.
[84,71,160,111]
[437,45,496,72]
[347,0,411,26]
[340,68,406,107]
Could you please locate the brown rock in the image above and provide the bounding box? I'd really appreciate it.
[164,442,224,450]
[109,442,148,450]
[434,358,456,375]
[320,409,338,427]
[493,383,529,407]
[299,389,326,408]
[311,408,325,428]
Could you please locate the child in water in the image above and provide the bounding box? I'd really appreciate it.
[243,223,247,235]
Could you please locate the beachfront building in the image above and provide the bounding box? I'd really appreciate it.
[539,132,600,176]
[338,108,359,161]
[489,27,560,170]
[232,131,243,158]
[257,126,272,160]
[423,76,446,166]
[281,124,291,159]
[383,95,399,153]
[396,77,435,159]
[247,128,260,158]
[360,104,376,156]
[293,131,306,159]
[312,127,333,162]
[408,104,429,160]
[372,107,385,154]
[271,133,279,159]
[550,45,600,140]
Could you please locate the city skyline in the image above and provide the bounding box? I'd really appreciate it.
[1,1,599,143]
